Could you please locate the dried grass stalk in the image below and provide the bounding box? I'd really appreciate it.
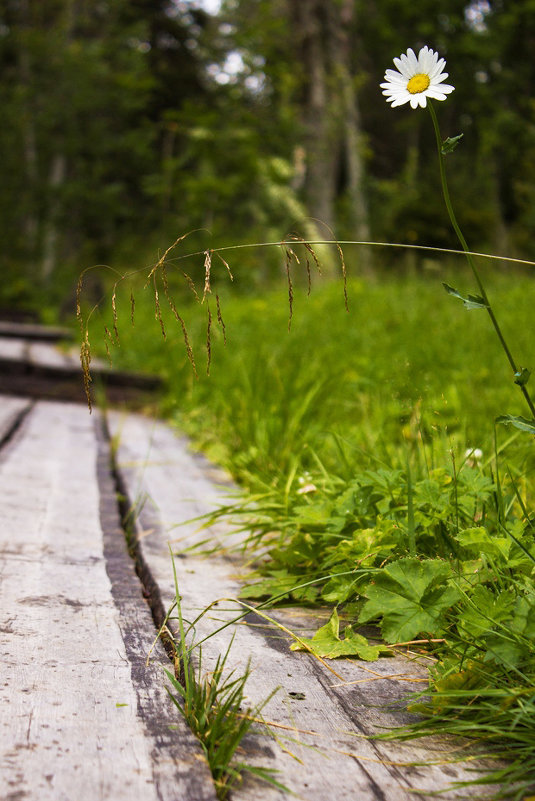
[206,303,212,375]
[202,249,213,303]
[216,293,227,345]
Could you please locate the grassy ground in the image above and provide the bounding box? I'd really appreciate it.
[89,259,535,798]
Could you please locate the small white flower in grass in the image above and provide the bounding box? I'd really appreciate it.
[381,46,454,109]
[464,447,483,467]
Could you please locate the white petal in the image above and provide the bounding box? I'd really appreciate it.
[409,95,419,109]
[393,56,410,77]
[417,93,427,107]
[384,69,406,83]
[425,87,448,100]
[427,49,440,72]
[391,94,411,107]
[418,46,432,72]
[406,48,418,74]
[430,58,446,79]
[434,82,454,94]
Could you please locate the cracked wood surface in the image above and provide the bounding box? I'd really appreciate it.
[109,411,493,801]
[0,398,216,801]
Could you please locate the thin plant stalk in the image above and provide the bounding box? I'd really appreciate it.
[428,100,535,419]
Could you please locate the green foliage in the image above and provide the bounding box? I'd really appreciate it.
[358,559,461,643]
[290,608,391,661]
[93,265,535,796]
[164,560,283,800]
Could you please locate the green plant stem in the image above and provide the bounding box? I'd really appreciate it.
[428,101,535,420]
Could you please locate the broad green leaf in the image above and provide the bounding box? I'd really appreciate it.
[441,133,463,155]
[496,414,535,434]
[510,593,535,640]
[459,585,515,638]
[442,283,487,310]
[321,574,359,604]
[483,633,527,668]
[290,608,391,661]
[358,558,460,643]
[455,527,511,560]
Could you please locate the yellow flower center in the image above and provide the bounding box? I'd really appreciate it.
[407,73,430,94]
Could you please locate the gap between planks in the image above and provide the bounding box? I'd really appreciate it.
[0,398,217,801]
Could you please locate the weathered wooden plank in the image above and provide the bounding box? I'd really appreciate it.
[0,337,28,361]
[110,412,493,801]
[27,341,78,369]
[0,337,162,405]
[0,401,217,801]
[0,396,32,443]
[0,321,73,341]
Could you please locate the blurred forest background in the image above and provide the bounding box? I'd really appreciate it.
[1,0,534,314]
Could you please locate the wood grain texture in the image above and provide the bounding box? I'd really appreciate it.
[0,401,216,801]
[110,411,493,801]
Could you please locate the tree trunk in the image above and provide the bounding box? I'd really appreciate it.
[17,0,39,258]
[337,0,370,260]
[288,0,370,270]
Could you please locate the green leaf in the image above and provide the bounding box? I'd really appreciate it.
[459,585,515,638]
[514,367,531,386]
[441,133,463,155]
[358,558,461,643]
[510,593,535,640]
[455,526,511,560]
[496,414,535,434]
[442,283,487,310]
[290,608,391,661]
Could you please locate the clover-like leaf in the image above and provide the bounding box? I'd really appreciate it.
[358,558,460,643]
[290,608,391,661]
[441,133,463,155]
[443,283,487,310]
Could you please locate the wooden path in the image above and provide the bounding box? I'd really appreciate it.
[0,322,161,405]
[0,328,493,799]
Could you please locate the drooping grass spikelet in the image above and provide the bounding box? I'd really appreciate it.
[287,234,322,278]
[130,289,135,326]
[176,310,198,378]
[206,302,212,375]
[153,277,167,340]
[336,242,349,312]
[305,258,311,296]
[203,249,213,303]
[161,288,198,377]
[103,326,114,365]
[76,274,84,326]
[147,232,190,282]
[302,240,322,276]
[216,293,227,345]
[216,252,234,282]
[284,247,295,331]
[111,286,120,343]
[181,269,200,301]
[80,332,92,412]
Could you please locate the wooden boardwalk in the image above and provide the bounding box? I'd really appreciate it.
[0,328,493,799]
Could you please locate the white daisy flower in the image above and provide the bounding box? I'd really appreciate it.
[381,46,455,109]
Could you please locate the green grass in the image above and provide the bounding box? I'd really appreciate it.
[88,258,535,798]
[162,556,283,800]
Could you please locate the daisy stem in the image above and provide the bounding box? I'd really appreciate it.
[428,101,535,419]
